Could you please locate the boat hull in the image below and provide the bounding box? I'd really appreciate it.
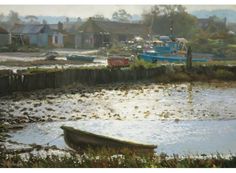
[66,55,95,62]
[107,57,130,68]
[61,126,157,152]
[139,53,209,63]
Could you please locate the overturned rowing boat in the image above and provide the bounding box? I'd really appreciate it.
[61,126,157,152]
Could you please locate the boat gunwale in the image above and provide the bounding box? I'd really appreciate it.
[61,125,157,149]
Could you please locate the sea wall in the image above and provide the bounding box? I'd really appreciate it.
[1,65,236,96]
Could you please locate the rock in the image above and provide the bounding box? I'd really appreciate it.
[8,124,24,130]
[46,107,54,111]
[14,105,20,109]
[33,103,42,107]
[23,112,29,116]
[144,111,150,117]
[174,118,180,122]
[47,100,53,104]
[3,122,10,126]
[20,108,27,112]
[47,118,53,122]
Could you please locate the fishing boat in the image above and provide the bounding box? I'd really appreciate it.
[66,54,95,62]
[61,126,157,152]
[139,36,209,63]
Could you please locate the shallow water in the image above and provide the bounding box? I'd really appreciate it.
[2,82,236,156]
[8,119,236,156]
[1,82,236,121]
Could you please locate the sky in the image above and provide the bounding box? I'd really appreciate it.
[0,5,236,18]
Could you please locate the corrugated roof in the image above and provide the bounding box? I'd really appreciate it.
[0,26,8,34]
[11,24,49,34]
[79,19,149,35]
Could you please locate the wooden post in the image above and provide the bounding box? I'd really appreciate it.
[186,46,192,70]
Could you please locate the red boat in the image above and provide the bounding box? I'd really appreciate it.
[107,56,130,68]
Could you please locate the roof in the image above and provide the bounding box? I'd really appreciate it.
[11,24,50,34]
[48,23,80,33]
[79,18,149,36]
[0,26,8,34]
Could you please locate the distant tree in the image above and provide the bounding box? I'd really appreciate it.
[92,14,110,21]
[77,17,82,23]
[112,9,132,22]
[142,5,197,38]
[0,13,4,22]
[206,16,228,33]
[66,17,70,23]
[7,10,21,25]
[42,19,47,25]
[25,15,39,24]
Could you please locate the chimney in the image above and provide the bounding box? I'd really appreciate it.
[58,21,63,31]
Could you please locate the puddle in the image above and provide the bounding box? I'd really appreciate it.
[8,119,236,156]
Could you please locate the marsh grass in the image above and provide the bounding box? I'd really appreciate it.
[130,59,160,69]
[214,69,235,80]
[1,148,236,168]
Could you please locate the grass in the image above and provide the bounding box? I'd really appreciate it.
[228,44,236,48]
[214,69,235,80]
[0,148,236,168]
[129,59,161,69]
[193,60,236,66]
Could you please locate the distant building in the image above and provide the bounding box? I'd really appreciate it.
[11,24,51,47]
[0,26,10,47]
[48,22,64,48]
[49,22,81,48]
[76,18,149,49]
[197,18,210,30]
[197,17,227,31]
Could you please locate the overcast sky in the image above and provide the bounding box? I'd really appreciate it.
[0,5,236,18]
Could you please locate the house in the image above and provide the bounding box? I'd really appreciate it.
[76,18,149,49]
[48,22,64,48]
[49,22,81,48]
[0,26,10,47]
[11,24,51,47]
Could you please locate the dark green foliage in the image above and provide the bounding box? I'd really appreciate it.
[142,5,197,38]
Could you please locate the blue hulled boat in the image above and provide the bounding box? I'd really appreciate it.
[66,55,95,62]
[139,36,209,63]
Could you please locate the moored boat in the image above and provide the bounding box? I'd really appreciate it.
[61,126,157,152]
[107,56,130,68]
[66,55,95,62]
[139,52,209,63]
[45,51,59,60]
[139,36,209,63]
